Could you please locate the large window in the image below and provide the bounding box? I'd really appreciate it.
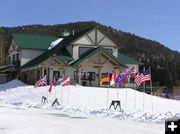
[105,48,113,55]
[74,71,96,81]
[79,47,92,56]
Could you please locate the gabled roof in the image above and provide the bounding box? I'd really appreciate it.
[70,47,127,68]
[21,27,95,69]
[21,26,136,69]
[71,26,120,47]
[118,53,144,65]
[12,33,59,50]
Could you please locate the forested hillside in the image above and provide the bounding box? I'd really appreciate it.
[0,21,180,89]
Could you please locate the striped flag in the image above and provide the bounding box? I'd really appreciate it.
[134,73,144,86]
[134,72,151,87]
[100,73,109,84]
[120,70,129,84]
[130,66,136,78]
[62,76,70,86]
[53,76,64,86]
[34,75,47,88]
[110,72,117,86]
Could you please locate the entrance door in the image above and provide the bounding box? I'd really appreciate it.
[53,71,60,81]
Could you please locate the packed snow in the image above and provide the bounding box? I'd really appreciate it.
[0,79,180,134]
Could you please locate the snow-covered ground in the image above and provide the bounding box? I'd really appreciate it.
[0,80,180,134]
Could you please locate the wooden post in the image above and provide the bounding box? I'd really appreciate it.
[98,67,102,87]
[42,67,44,78]
[76,65,81,85]
[62,66,65,77]
[98,51,101,87]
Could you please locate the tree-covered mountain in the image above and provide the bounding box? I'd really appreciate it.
[0,21,180,89]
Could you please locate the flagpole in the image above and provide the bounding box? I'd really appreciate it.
[143,81,145,111]
[67,86,70,105]
[106,73,109,109]
[117,88,119,100]
[134,84,136,110]
[55,86,57,99]
[61,86,63,105]
[149,66,153,112]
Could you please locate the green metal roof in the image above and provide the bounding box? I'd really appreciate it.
[21,26,140,69]
[118,53,144,65]
[21,27,95,69]
[12,33,59,50]
[21,46,73,68]
[70,47,127,68]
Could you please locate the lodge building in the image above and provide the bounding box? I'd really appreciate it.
[0,26,143,86]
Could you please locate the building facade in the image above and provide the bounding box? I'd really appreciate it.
[0,26,143,86]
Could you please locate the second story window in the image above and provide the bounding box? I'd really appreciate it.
[104,48,113,55]
[12,54,15,64]
[16,53,19,61]
[79,47,92,56]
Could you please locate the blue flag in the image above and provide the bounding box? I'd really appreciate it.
[53,76,64,86]
[115,74,122,87]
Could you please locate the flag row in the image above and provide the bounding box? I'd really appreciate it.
[101,66,151,87]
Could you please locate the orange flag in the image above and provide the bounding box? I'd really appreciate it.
[100,73,109,84]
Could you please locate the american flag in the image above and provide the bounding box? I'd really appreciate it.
[134,73,151,87]
[34,75,47,88]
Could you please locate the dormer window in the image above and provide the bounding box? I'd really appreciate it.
[79,47,92,56]
[105,48,113,55]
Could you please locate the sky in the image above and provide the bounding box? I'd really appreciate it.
[0,0,180,52]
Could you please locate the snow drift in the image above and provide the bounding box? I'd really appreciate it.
[0,80,180,123]
[0,79,27,91]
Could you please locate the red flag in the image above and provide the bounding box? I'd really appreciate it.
[120,75,128,84]
[48,77,55,93]
[110,72,117,86]
[34,75,47,88]
[62,76,70,86]
[130,66,136,78]
[119,70,129,85]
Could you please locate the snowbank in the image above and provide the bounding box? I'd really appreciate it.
[0,83,180,123]
[0,79,27,91]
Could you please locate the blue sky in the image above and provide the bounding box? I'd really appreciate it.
[0,0,180,52]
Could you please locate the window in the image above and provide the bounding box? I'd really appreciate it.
[74,71,95,81]
[8,57,11,64]
[16,53,19,61]
[53,71,60,81]
[12,54,15,64]
[105,48,113,55]
[79,47,92,56]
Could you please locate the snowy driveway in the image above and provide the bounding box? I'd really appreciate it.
[0,107,164,134]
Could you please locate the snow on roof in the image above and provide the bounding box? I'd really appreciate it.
[48,38,63,50]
